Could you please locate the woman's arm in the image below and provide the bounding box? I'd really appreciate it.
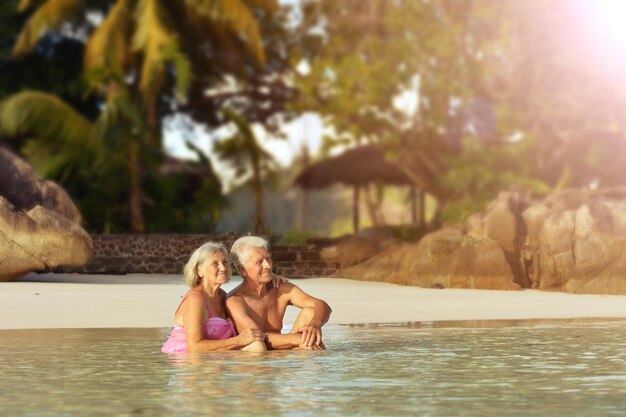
[181,294,265,352]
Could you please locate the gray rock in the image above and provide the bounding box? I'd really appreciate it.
[0,146,92,281]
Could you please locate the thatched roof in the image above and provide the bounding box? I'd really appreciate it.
[293,145,413,189]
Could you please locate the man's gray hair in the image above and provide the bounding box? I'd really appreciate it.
[230,236,269,268]
[183,241,228,288]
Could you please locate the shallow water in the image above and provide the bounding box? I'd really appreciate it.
[1,321,625,417]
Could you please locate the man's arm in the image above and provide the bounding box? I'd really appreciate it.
[264,333,302,350]
[286,283,332,347]
[225,295,261,334]
[226,294,303,350]
[224,296,267,352]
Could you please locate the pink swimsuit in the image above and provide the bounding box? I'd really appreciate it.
[161,292,237,353]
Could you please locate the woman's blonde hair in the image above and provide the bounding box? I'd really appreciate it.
[183,241,229,287]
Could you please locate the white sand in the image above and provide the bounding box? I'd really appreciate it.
[1,273,626,330]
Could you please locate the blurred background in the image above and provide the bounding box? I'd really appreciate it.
[2,0,626,242]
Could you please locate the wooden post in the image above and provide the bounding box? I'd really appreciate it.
[418,189,426,229]
[297,145,310,232]
[410,187,417,225]
[353,185,360,234]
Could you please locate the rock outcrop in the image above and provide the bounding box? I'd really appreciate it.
[336,188,626,294]
[341,228,520,290]
[526,190,626,294]
[320,231,396,269]
[0,145,93,281]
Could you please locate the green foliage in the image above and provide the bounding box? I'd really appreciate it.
[143,170,225,233]
[439,137,551,224]
[1,0,276,233]
[215,107,276,233]
[12,0,82,58]
[216,107,274,175]
[278,229,317,245]
[295,0,626,228]
[388,225,425,243]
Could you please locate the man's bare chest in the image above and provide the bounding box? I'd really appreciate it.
[245,296,288,332]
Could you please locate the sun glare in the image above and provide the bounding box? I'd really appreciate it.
[585,0,626,50]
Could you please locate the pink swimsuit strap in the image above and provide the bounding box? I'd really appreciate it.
[173,291,214,319]
[173,291,235,335]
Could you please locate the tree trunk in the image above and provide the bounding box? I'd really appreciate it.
[296,145,310,231]
[353,185,360,233]
[252,160,265,234]
[363,184,385,226]
[129,143,145,233]
[418,189,426,229]
[410,187,417,225]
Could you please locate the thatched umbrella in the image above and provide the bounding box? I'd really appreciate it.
[293,145,418,233]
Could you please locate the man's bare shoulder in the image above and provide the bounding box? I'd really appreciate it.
[225,285,245,307]
[276,281,301,297]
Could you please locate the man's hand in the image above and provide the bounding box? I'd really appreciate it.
[297,324,322,347]
[237,328,266,346]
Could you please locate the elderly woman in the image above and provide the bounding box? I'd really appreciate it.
[161,241,267,353]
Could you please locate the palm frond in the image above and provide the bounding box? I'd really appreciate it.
[84,0,133,86]
[214,132,246,157]
[0,90,93,147]
[221,107,273,160]
[218,107,274,174]
[184,139,210,165]
[13,0,82,57]
[132,0,191,102]
[160,42,193,102]
[17,0,45,12]
[93,87,145,146]
[244,0,279,13]
[0,91,95,179]
[185,0,266,65]
[222,106,255,144]
[21,137,89,179]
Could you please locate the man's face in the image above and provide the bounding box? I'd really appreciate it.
[241,246,272,284]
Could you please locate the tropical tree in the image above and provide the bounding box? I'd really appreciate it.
[293,0,626,225]
[214,107,275,234]
[292,0,508,220]
[2,0,275,232]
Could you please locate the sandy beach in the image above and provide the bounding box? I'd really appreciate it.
[0,273,625,330]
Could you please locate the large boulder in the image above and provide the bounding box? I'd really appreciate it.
[534,197,626,294]
[0,145,93,281]
[338,188,626,295]
[341,228,520,290]
[320,229,396,269]
[466,191,531,287]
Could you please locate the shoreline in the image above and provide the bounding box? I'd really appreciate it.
[1,273,626,330]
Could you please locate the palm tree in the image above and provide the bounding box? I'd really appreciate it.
[215,107,274,234]
[4,0,275,232]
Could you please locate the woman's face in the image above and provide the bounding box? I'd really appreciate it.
[197,250,231,285]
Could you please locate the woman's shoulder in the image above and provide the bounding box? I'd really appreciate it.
[181,289,206,308]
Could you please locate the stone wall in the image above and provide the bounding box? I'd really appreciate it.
[58,234,339,277]
[272,245,340,277]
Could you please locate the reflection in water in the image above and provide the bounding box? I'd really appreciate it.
[1,321,625,417]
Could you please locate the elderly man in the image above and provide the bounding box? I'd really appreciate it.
[225,236,332,350]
